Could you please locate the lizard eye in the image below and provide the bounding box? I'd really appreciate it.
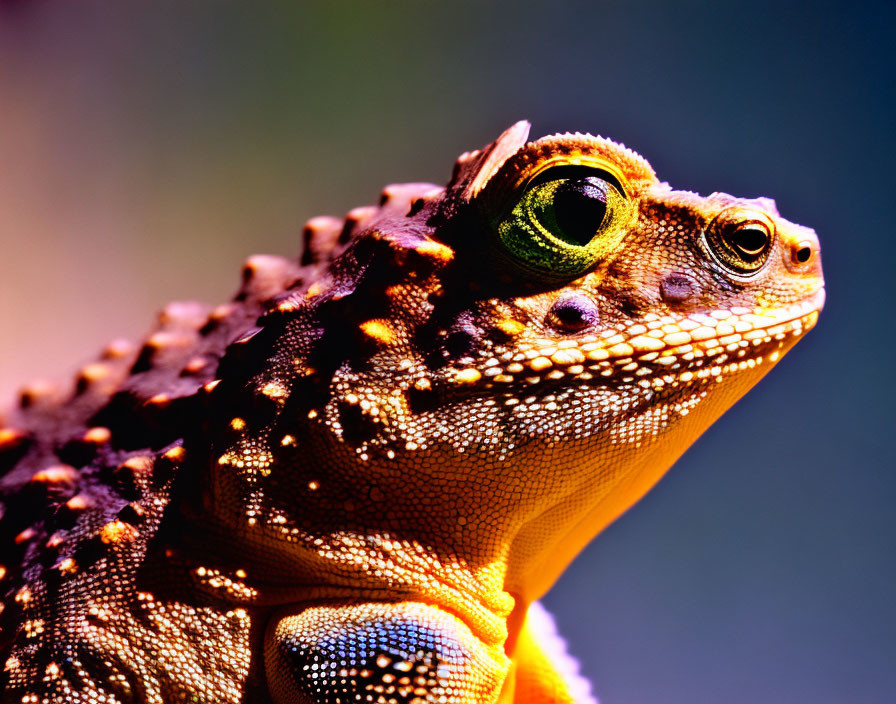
[496,167,630,278]
[704,209,776,276]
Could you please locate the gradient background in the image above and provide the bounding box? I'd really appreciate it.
[0,2,893,702]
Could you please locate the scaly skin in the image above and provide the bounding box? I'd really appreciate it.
[0,122,824,703]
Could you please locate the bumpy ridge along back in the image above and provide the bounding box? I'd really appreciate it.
[0,177,442,701]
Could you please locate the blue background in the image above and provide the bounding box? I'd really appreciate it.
[0,2,892,702]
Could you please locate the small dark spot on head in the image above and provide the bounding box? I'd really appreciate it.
[407,199,425,217]
[442,318,482,359]
[660,273,698,307]
[547,293,599,333]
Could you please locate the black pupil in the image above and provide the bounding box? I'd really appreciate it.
[552,176,609,246]
[729,225,769,258]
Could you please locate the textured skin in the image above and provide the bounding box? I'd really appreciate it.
[0,122,824,703]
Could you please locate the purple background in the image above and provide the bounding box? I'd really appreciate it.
[1,2,892,702]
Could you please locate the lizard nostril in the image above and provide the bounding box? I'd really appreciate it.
[547,293,599,333]
[793,242,813,265]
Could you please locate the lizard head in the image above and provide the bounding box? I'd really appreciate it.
[424,122,825,596]
[210,122,824,603]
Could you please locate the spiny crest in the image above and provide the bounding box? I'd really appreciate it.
[298,181,446,271]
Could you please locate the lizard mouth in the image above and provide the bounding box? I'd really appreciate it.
[437,287,825,395]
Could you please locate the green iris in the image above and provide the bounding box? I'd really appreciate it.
[497,171,629,278]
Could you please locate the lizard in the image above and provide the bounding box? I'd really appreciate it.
[0,121,824,703]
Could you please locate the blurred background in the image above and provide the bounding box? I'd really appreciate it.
[0,1,892,702]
